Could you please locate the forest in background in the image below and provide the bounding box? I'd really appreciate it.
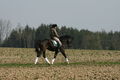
[0,20,120,50]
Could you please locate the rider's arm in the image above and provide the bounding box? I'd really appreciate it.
[53,29,59,38]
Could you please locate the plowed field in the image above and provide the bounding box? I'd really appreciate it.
[0,48,120,80]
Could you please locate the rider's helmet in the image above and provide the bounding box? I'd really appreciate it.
[50,24,57,28]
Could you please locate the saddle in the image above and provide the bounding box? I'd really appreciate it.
[51,40,59,47]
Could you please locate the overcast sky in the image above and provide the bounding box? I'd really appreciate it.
[0,0,120,32]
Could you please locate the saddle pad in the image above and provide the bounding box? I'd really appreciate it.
[51,40,58,47]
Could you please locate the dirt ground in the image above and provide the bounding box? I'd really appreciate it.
[0,48,120,80]
[0,65,120,80]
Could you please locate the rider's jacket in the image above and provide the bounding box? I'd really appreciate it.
[50,28,59,39]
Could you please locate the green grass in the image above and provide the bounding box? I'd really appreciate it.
[0,61,120,68]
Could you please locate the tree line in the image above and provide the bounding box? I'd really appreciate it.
[0,23,120,50]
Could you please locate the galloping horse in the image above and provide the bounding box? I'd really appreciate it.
[34,35,73,64]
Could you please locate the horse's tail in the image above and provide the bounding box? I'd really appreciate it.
[35,40,41,52]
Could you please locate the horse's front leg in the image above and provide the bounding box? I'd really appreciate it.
[60,47,69,64]
[43,51,50,64]
[52,50,58,64]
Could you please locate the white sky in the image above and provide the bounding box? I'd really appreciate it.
[0,0,120,32]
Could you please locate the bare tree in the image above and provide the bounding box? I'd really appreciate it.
[0,19,12,43]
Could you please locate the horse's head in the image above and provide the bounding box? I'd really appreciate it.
[60,35,73,48]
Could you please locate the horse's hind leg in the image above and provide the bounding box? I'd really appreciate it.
[52,50,58,64]
[43,51,50,64]
[60,47,69,64]
[35,50,42,64]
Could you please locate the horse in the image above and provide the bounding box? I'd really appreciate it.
[34,35,73,64]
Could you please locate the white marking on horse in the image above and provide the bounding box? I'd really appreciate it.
[45,58,50,64]
[66,58,69,64]
[52,58,55,64]
[35,57,39,64]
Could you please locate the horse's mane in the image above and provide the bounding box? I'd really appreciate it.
[60,35,73,41]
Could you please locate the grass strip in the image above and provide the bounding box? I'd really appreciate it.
[0,62,120,68]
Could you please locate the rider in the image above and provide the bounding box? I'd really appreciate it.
[50,24,62,47]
